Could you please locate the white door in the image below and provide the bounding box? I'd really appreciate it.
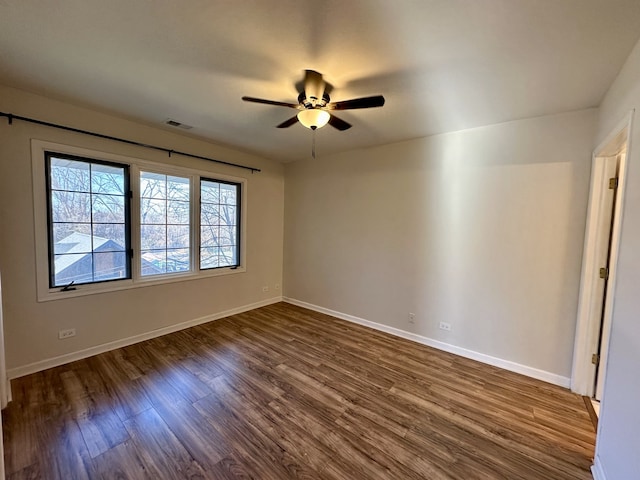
[572,113,631,400]
[575,154,617,401]
[594,153,623,400]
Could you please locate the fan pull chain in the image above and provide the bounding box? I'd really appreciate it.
[312,129,316,159]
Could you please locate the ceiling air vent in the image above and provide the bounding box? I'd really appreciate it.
[164,118,193,130]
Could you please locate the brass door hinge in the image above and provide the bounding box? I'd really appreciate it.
[592,353,600,365]
[609,177,619,189]
[599,267,609,279]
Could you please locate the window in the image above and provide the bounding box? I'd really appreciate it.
[140,172,191,276]
[200,179,241,269]
[46,152,130,287]
[35,141,245,300]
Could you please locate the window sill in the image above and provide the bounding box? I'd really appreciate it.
[37,266,246,302]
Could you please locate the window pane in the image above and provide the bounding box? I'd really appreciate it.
[92,194,124,223]
[200,203,219,226]
[141,250,166,275]
[140,225,166,250]
[218,226,236,246]
[51,191,91,223]
[92,164,125,194]
[167,200,189,225]
[220,184,237,205]
[200,179,240,270]
[48,154,129,287]
[200,247,220,269]
[201,183,219,203]
[54,253,93,284]
[50,158,90,192]
[94,252,127,281]
[167,248,190,272]
[200,225,218,247]
[53,223,92,254]
[168,225,189,249]
[140,171,191,276]
[219,205,236,226]
[140,198,166,224]
[168,176,190,201]
[140,172,166,199]
[219,246,237,267]
[93,224,126,252]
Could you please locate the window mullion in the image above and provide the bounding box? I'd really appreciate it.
[89,163,95,283]
[192,175,198,273]
[130,166,142,282]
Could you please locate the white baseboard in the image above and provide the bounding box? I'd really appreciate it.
[283,297,571,388]
[7,296,283,380]
[591,456,606,480]
[8,295,571,390]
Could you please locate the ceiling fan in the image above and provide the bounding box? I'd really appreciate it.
[242,70,385,131]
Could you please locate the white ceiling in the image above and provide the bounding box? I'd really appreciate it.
[1,1,639,162]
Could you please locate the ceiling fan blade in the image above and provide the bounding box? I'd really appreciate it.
[328,114,352,131]
[276,116,300,128]
[328,95,385,110]
[242,96,300,109]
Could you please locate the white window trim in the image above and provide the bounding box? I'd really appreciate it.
[32,139,247,302]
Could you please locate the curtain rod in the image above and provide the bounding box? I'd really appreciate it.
[0,111,261,173]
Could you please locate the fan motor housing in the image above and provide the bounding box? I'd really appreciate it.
[298,91,330,109]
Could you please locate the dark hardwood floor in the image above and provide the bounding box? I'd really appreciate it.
[3,302,596,479]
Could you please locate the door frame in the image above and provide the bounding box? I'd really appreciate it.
[571,110,634,397]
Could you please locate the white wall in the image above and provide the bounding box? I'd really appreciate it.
[592,37,640,480]
[284,109,596,382]
[0,85,285,373]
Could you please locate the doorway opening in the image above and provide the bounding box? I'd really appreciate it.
[571,111,633,406]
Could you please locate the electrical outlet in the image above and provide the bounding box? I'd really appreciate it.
[439,322,451,331]
[262,286,269,292]
[275,283,281,290]
[58,328,76,339]
[408,312,416,324]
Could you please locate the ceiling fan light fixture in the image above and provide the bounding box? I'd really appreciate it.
[297,109,330,130]
[242,70,383,132]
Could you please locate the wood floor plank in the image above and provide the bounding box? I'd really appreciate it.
[137,342,213,403]
[395,385,591,480]
[211,456,256,480]
[194,380,324,480]
[107,348,147,381]
[36,413,98,480]
[92,440,156,480]
[135,369,190,410]
[214,375,333,474]
[59,369,130,458]
[267,395,399,480]
[87,353,152,422]
[3,302,596,479]
[334,408,453,479]
[193,337,287,405]
[123,408,207,479]
[2,400,41,473]
[7,463,41,480]
[153,398,231,470]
